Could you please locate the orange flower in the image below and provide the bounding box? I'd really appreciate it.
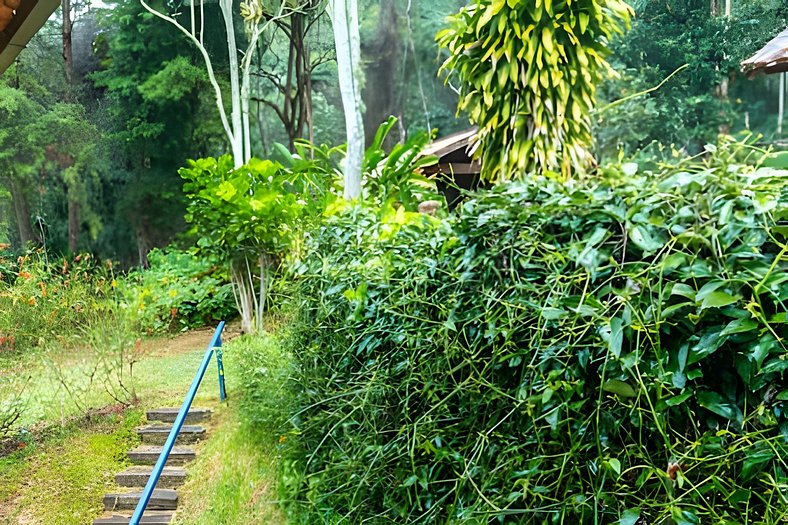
[38,282,47,297]
[27,297,36,306]
[18,271,31,280]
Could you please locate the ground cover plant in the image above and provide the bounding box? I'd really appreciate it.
[120,248,235,333]
[285,137,788,523]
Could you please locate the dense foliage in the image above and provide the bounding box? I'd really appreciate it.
[596,0,788,157]
[285,138,788,523]
[0,249,117,353]
[119,249,234,333]
[438,0,632,181]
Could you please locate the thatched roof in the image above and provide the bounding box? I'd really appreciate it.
[0,0,60,75]
[742,27,788,75]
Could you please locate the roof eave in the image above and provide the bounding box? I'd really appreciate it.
[0,0,60,75]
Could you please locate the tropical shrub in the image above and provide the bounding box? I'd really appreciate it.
[120,248,235,333]
[284,138,788,523]
[180,121,440,333]
[438,0,632,181]
[180,143,338,333]
[0,249,116,353]
[362,116,440,210]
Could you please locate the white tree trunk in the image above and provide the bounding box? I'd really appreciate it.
[780,73,785,138]
[329,0,364,200]
[241,25,263,166]
[219,0,245,167]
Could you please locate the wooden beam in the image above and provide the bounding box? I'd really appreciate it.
[0,0,60,75]
[423,162,481,176]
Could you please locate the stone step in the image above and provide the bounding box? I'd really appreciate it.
[137,424,206,445]
[128,445,196,466]
[93,511,174,524]
[103,488,178,511]
[146,407,212,424]
[115,466,187,488]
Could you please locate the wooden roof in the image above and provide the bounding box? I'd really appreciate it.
[420,127,482,177]
[421,127,478,159]
[0,0,59,75]
[741,27,788,75]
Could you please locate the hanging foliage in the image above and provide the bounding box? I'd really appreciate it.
[437,0,633,182]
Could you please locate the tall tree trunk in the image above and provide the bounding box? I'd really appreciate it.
[362,0,399,146]
[8,179,39,245]
[68,199,79,252]
[62,0,81,250]
[330,0,365,200]
[219,0,245,167]
[62,0,74,89]
[136,223,151,268]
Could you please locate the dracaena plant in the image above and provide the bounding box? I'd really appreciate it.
[437,0,633,182]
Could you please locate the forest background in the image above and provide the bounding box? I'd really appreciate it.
[1,0,788,265]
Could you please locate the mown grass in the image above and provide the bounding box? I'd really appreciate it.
[0,327,223,428]
[172,403,285,525]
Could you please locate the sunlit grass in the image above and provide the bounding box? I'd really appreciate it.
[172,403,285,525]
[0,409,143,525]
[0,327,228,523]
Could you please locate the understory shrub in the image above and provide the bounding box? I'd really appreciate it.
[0,249,116,353]
[285,138,788,524]
[120,248,235,332]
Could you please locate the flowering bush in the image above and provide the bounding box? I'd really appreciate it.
[0,248,117,353]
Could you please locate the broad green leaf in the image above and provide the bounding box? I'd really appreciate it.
[628,224,663,253]
[671,283,696,300]
[664,392,692,407]
[720,318,757,337]
[216,180,238,201]
[609,317,623,358]
[700,291,738,309]
[760,358,788,375]
[619,508,640,525]
[697,391,741,422]
[741,449,774,482]
[603,379,637,397]
[695,281,724,302]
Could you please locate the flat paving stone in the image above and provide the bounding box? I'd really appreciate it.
[137,424,206,445]
[146,407,211,424]
[103,488,177,511]
[115,465,187,488]
[127,445,196,466]
[93,511,173,524]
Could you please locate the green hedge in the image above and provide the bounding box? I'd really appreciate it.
[285,139,788,524]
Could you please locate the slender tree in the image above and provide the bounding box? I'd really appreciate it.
[329,0,364,199]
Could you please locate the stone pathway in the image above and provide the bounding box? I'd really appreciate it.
[91,407,213,525]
